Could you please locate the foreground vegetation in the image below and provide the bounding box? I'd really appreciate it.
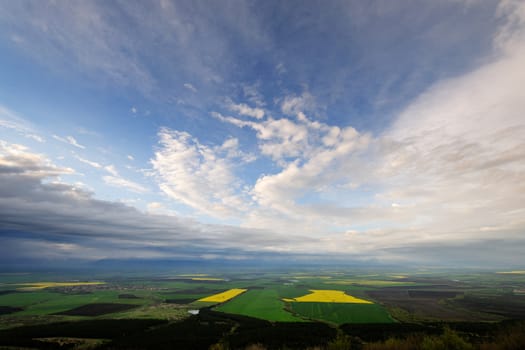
[0,308,523,349]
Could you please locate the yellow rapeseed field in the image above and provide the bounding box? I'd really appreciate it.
[284,290,373,304]
[16,282,105,291]
[197,288,247,303]
[497,271,525,274]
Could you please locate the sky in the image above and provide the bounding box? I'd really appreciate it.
[0,0,524,268]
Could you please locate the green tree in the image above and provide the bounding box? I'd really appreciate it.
[326,329,357,350]
[421,327,472,350]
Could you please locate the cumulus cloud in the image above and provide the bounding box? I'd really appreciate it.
[202,1,525,262]
[214,111,371,223]
[213,109,381,233]
[214,110,369,167]
[151,128,252,218]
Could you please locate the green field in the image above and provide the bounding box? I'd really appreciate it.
[214,289,304,322]
[2,269,523,329]
[289,302,394,324]
[0,291,145,316]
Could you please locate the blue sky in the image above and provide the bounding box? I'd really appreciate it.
[0,0,524,267]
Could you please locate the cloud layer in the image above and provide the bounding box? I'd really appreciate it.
[146,0,525,264]
[0,1,524,267]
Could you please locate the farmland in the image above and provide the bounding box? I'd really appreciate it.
[197,288,247,303]
[289,302,393,324]
[15,282,106,291]
[215,289,304,322]
[285,289,373,303]
[0,268,524,348]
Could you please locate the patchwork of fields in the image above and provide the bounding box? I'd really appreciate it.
[1,270,524,329]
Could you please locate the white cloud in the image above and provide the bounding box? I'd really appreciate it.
[227,101,265,119]
[104,164,119,176]
[214,111,364,167]
[148,2,525,260]
[276,62,286,75]
[0,105,32,132]
[208,3,525,256]
[368,16,525,246]
[251,128,371,213]
[95,163,148,193]
[242,83,265,107]
[103,175,147,193]
[213,109,373,233]
[131,106,137,114]
[52,135,85,149]
[127,155,134,161]
[281,92,316,116]
[26,134,45,143]
[145,201,181,216]
[66,136,84,149]
[151,127,251,218]
[0,140,74,177]
[0,105,45,142]
[73,157,147,194]
[2,1,524,265]
[74,155,102,169]
[147,201,163,210]
[184,83,197,93]
[0,139,319,260]
[493,0,525,54]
